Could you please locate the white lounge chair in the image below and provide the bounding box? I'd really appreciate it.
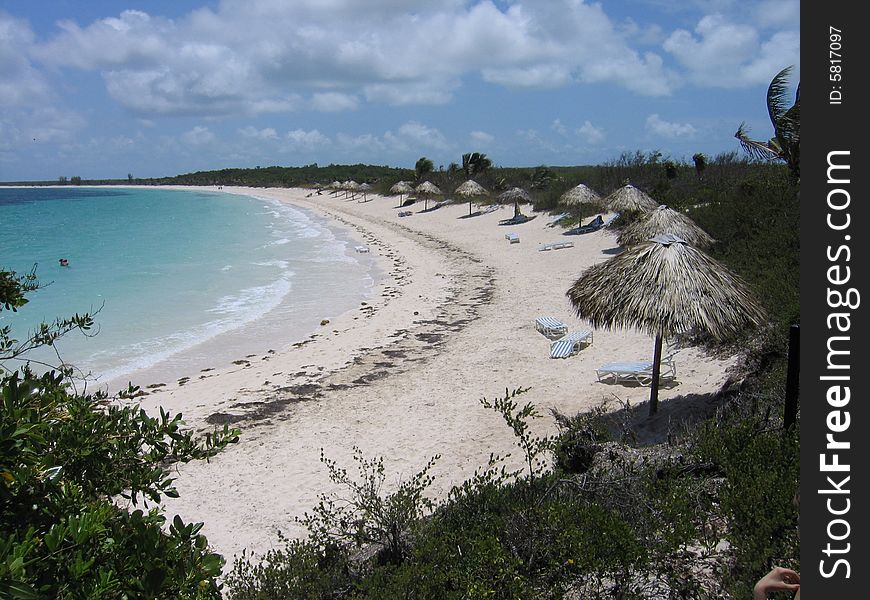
[595,352,677,386]
[550,330,593,358]
[505,232,520,244]
[602,213,620,228]
[547,212,570,227]
[538,241,574,251]
[535,316,569,339]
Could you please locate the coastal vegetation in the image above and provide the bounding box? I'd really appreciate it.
[0,270,240,597]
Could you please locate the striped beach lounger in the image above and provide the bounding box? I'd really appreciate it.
[550,330,594,359]
[535,317,568,339]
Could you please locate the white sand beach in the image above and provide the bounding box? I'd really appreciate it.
[128,186,738,563]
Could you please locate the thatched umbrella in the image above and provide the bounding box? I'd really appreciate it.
[567,234,766,415]
[454,179,488,216]
[343,180,360,199]
[603,183,658,214]
[618,205,715,249]
[560,184,601,207]
[415,181,442,211]
[498,187,532,217]
[358,182,373,202]
[390,181,413,204]
[390,181,414,206]
[328,181,343,196]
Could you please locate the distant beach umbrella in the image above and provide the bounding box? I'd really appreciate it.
[390,181,414,204]
[498,187,532,217]
[454,179,488,216]
[343,180,360,199]
[618,205,715,249]
[559,184,601,207]
[415,181,443,210]
[329,181,343,195]
[567,234,766,415]
[603,183,658,214]
[358,182,373,201]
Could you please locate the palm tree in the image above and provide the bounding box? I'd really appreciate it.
[735,66,800,181]
[692,153,707,179]
[461,152,492,178]
[415,157,434,181]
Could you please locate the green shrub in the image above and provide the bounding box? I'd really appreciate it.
[1,268,239,597]
[690,401,799,597]
[0,369,239,598]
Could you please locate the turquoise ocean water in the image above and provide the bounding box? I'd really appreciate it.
[0,187,376,388]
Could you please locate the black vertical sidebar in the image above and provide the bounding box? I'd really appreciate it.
[801,2,868,596]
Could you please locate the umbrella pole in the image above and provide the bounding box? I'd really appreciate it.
[648,334,664,415]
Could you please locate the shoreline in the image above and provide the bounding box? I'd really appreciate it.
[127,186,738,562]
[99,187,384,393]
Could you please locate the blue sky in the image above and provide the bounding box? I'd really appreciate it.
[0,1,799,181]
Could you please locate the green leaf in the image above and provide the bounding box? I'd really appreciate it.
[4,581,42,600]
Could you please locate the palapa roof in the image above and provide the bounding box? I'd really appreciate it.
[497,187,532,204]
[343,180,360,190]
[454,179,488,197]
[566,234,765,340]
[390,181,413,194]
[603,184,659,213]
[617,205,715,249]
[415,181,443,195]
[560,183,601,207]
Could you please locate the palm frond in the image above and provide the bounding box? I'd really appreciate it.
[735,123,781,161]
[766,66,793,126]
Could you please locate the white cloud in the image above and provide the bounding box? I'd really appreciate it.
[1,17,50,108]
[551,119,568,136]
[310,92,358,112]
[384,121,449,151]
[335,132,386,153]
[645,114,696,138]
[663,14,798,87]
[239,126,279,140]
[181,125,215,145]
[285,128,330,147]
[363,81,456,106]
[470,130,494,145]
[0,13,86,149]
[754,0,800,28]
[577,121,605,144]
[28,0,686,118]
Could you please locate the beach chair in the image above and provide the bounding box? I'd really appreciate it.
[535,316,569,339]
[547,212,570,227]
[563,214,604,235]
[505,232,520,244]
[549,330,593,359]
[538,241,574,251]
[601,213,620,228]
[595,352,677,386]
[498,214,537,226]
[354,245,370,253]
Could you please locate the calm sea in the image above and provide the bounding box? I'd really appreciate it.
[0,187,377,389]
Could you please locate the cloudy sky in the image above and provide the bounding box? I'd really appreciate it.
[1,0,799,181]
